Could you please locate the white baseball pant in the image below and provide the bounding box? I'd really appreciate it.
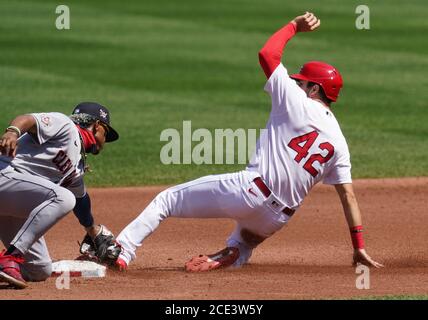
[117,170,292,267]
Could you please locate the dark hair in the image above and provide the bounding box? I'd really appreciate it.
[307,82,332,105]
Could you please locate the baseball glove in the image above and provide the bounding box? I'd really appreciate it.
[78,225,121,265]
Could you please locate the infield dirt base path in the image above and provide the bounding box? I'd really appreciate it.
[1,178,427,299]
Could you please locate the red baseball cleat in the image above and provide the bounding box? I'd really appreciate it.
[185,247,239,272]
[0,251,27,289]
[115,258,128,272]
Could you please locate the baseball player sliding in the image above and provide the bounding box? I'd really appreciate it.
[0,102,121,289]
[111,12,383,272]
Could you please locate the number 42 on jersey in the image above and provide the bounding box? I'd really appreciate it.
[287,130,334,178]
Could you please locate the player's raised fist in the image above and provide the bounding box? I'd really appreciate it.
[292,12,321,33]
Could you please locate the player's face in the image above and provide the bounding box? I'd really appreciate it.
[92,121,107,155]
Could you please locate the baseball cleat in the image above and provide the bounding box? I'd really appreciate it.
[115,258,128,272]
[185,247,239,272]
[0,251,27,289]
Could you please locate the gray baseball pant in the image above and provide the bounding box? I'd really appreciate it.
[0,166,75,281]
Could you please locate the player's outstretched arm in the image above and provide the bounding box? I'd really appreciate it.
[259,12,321,79]
[335,183,384,268]
[0,115,37,157]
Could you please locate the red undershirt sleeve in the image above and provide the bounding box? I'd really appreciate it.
[258,22,297,79]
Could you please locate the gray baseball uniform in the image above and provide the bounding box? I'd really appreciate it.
[0,112,86,281]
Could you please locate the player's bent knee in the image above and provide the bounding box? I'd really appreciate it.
[21,262,52,282]
[55,187,76,213]
[153,189,175,215]
[156,189,171,202]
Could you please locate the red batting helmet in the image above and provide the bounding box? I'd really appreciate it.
[290,61,343,102]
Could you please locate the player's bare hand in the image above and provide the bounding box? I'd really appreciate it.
[292,12,321,33]
[353,249,384,268]
[0,131,19,157]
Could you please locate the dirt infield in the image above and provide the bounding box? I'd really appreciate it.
[1,178,427,299]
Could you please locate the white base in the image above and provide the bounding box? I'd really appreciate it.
[51,260,107,278]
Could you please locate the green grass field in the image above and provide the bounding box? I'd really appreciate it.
[1,0,427,186]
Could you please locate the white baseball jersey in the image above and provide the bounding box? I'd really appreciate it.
[247,63,352,209]
[0,112,86,196]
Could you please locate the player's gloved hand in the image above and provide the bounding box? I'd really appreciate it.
[291,12,321,33]
[353,248,384,268]
[78,225,122,265]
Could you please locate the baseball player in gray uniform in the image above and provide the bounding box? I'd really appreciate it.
[0,102,119,289]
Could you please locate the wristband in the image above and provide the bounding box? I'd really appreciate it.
[6,126,21,137]
[350,225,365,249]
